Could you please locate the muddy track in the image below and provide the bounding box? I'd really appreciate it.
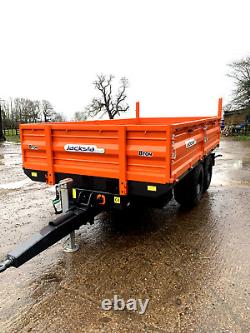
[0,138,249,333]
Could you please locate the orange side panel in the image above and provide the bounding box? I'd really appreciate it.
[170,119,220,181]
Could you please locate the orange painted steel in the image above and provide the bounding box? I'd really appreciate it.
[20,99,222,195]
[44,125,55,185]
[136,101,140,120]
[218,97,223,120]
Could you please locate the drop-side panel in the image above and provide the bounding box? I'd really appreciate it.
[126,126,170,184]
[170,120,220,180]
[52,127,120,179]
[20,127,48,171]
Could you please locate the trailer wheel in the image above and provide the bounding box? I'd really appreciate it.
[174,163,204,208]
[203,155,213,192]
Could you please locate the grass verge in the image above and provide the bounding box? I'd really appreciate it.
[5,134,20,143]
[232,135,250,141]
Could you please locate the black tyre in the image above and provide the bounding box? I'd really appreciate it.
[174,163,204,208]
[203,154,213,192]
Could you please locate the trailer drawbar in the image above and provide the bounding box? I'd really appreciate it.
[0,179,102,273]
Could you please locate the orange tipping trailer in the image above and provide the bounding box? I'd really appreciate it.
[0,99,222,273]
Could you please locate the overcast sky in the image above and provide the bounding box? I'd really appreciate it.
[0,0,250,119]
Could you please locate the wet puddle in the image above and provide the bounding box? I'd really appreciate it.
[213,139,250,186]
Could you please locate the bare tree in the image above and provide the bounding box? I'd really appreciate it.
[226,57,250,110]
[40,100,54,122]
[13,98,31,123]
[14,98,24,124]
[21,98,30,123]
[73,111,87,121]
[29,100,40,123]
[50,111,66,122]
[40,100,65,122]
[0,99,6,141]
[12,98,40,123]
[86,74,129,119]
[1,98,66,135]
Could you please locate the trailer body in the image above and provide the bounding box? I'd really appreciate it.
[20,102,221,205]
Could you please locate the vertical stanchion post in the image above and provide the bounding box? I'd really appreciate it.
[218,97,223,120]
[58,178,79,253]
[118,127,127,195]
[217,97,223,142]
[45,125,55,185]
[136,101,140,122]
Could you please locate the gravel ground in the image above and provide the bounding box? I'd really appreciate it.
[0,138,249,333]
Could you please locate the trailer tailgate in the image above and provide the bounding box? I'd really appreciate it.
[20,124,172,193]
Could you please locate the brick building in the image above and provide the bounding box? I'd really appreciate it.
[224,108,250,125]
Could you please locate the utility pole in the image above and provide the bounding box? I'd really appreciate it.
[0,99,6,141]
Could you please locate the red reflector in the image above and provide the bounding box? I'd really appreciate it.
[96,194,106,205]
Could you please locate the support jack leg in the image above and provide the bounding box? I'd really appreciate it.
[63,231,79,253]
[55,178,80,253]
